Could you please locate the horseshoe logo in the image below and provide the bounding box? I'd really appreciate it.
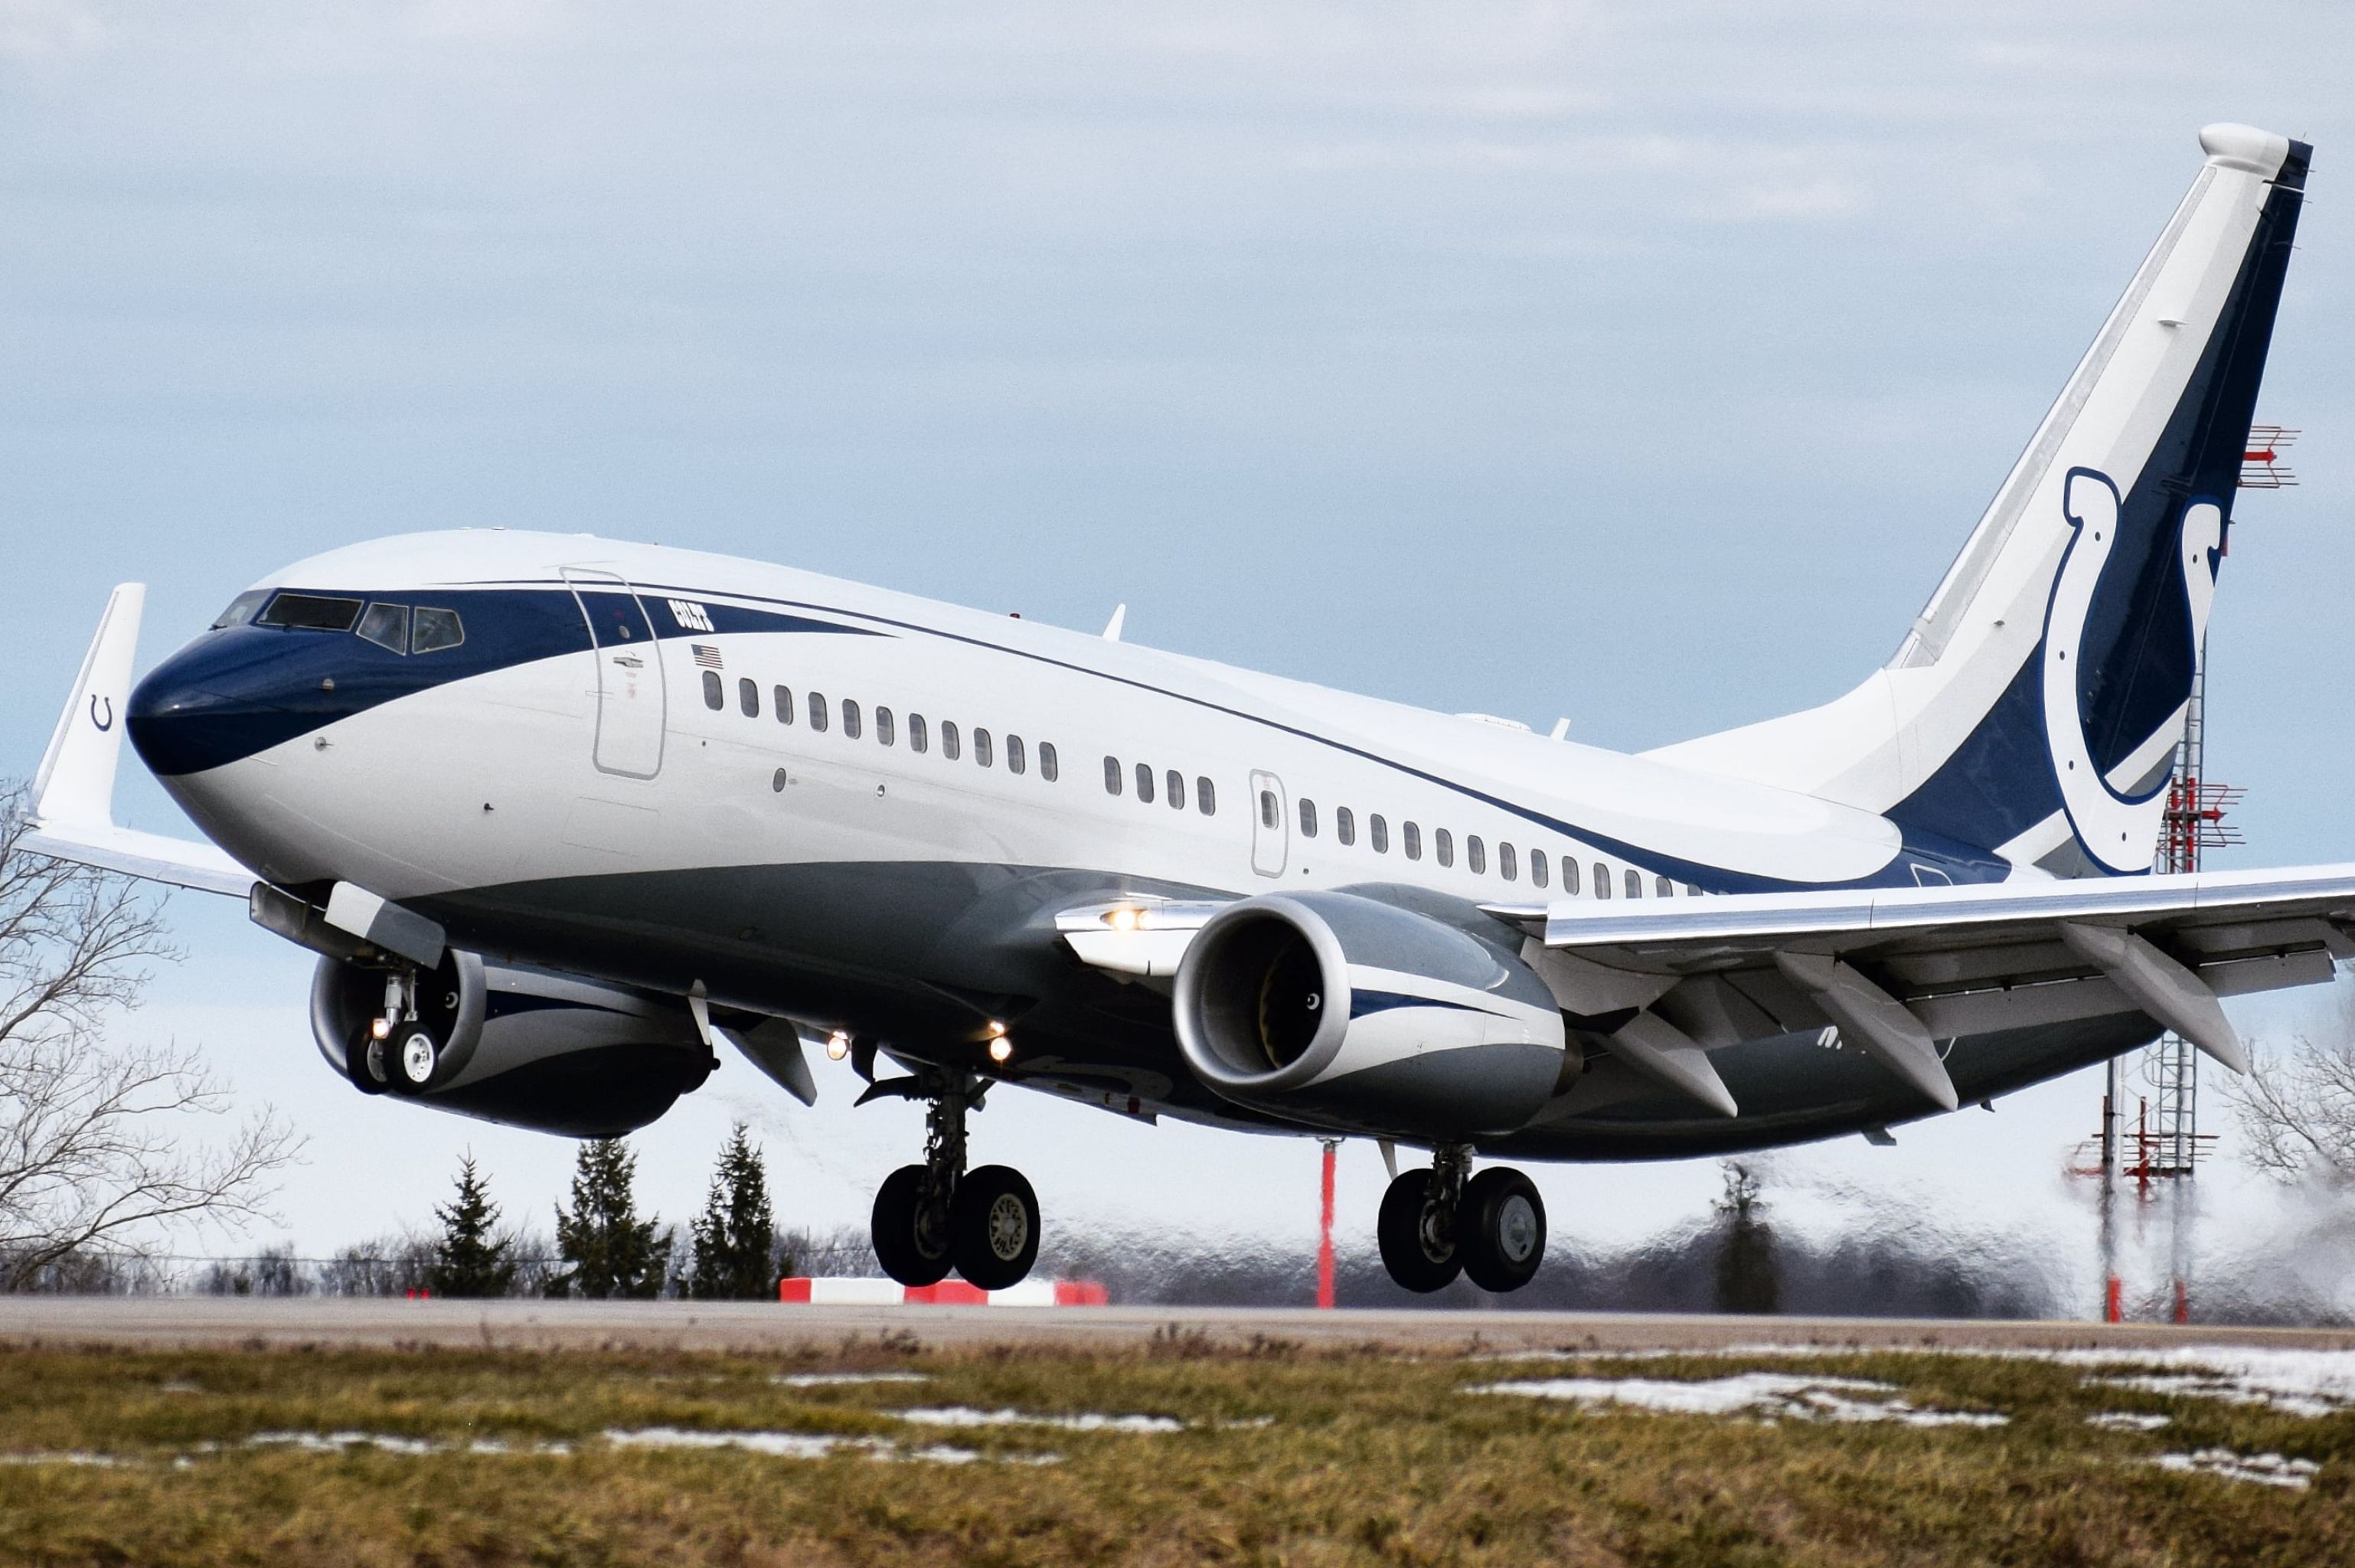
[89,694,113,732]
[2041,468,2218,874]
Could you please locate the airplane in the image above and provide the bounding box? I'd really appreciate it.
[20,122,2343,1296]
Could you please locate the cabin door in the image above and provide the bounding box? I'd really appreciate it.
[1248,769,1288,878]
[563,567,668,779]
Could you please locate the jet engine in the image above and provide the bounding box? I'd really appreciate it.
[310,952,712,1138]
[1171,891,1570,1137]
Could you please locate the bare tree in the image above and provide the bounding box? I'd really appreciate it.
[0,784,299,1290]
[2226,1026,2355,1184]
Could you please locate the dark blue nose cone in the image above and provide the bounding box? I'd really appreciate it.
[129,629,361,777]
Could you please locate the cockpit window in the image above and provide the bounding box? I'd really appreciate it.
[356,603,410,653]
[256,592,364,631]
[211,590,269,629]
[410,607,464,653]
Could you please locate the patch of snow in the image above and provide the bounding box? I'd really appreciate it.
[2154,1449,2320,1490]
[776,1372,929,1388]
[894,1406,1187,1434]
[246,1430,439,1455]
[1471,1373,2006,1428]
[2062,1350,2355,1419]
[599,1426,1037,1465]
[0,1451,120,1467]
[2086,1412,2171,1432]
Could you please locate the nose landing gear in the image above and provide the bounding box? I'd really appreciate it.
[867,1068,1042,1291]
[1376,1145,1547,1295]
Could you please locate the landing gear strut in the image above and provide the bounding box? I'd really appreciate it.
[869,1068,1040,1290]
[1377,1145,1546,1295]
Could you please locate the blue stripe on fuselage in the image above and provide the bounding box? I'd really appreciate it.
[126,586,879,777]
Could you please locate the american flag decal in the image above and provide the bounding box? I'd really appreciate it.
[691,644,723,669]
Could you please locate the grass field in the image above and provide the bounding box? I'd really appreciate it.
[1,1330,2349,1566]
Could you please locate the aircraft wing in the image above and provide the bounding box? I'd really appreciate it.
[21,584,256,900]
[1481,867,2355,1116]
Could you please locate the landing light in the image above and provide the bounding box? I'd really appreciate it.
[986,1018,1008,1037]
[370,1018,391,1040]
[825,1030,851,1061]
[1107,907,1142,932]
[988,1036,1014,1065]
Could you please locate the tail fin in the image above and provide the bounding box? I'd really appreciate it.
[1650,124,2309,878]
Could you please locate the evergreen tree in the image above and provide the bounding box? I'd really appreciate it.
[1711,1161,1780,1315]
[688,1122,778,1301]
[429,1155,520,1298]
[552,1137,665,1298]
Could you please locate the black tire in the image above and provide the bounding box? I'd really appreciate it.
[346,1026,390,1096]
[871,1165,954,1286]
[1460,1168,1547,1293]
[1377,1168,1462,1293]
[387,1020,440,1093]
[951,1165,1040,1291]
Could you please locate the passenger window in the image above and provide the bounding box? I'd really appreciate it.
[1404,822,1422,861]
[1105,756,1123,795]
[410,607,464,653]
[1436,828,1454,867]
[1626,868,1643,899]
[1336,807,1354,846]
[739,678,759,718]
[1007,734,1024,774]
[1259,789,1277,828]
[842,699,863,740]
[1166,769,1183,809]
[1594,863,1611,899]
[877,707,896,746]
[1530,849,1548,889]
[1135,763,1154,803]
[1468,835,1486,875]
[257,592,363,631]
[1040,742,1059,782]
[1658,875,1674,898]
[974,728,993,767]
[1197,776,1214,815]
[1370,815,1388,854]
[211,590,269,629]
[1499,842,1517,881]
[909,713,926,752]
[774,686,795,725]
[1299,799,1318,838]
[809,693,830,733]
[702,670,724,710]
[1563,856,1580,895]
[357,603,409,654]
[1686,883,1702,897]
[942,720,960,760]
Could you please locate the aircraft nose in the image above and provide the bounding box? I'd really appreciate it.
[128,632,345,778]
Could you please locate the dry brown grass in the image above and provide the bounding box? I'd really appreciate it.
[0,1335,2347,1565]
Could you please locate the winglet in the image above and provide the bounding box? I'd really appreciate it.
[32,583,144,830]
[1102,603,1127,642]
[20,586,253,898]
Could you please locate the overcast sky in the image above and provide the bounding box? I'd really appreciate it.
[5,2,2353,1297]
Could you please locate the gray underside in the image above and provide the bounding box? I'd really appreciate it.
[413,858,2162,1159]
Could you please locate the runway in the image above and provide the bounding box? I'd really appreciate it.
[4,1297,2353,1354]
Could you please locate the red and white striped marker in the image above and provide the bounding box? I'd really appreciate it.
[778,1276,1108,1306]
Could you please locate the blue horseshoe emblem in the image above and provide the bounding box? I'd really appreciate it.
[89,694,113,732]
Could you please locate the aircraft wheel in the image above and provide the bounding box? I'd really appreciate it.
[871,1165,954,1286]
[346,1027,390,1096]
[951,1164,1040,1290]
[387,1021,441,1093]
[1460,1167,1546,1293]
[1377,1168,1463,1293]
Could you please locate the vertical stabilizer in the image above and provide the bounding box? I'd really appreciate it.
[1649,126,2309,878]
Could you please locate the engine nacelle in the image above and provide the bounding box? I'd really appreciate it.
[1172,891,1569,1137]
[311,952,711,1138]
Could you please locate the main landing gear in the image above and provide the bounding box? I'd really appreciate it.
[869,1069,1041,1291]
[1377,1145,1547,1295]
